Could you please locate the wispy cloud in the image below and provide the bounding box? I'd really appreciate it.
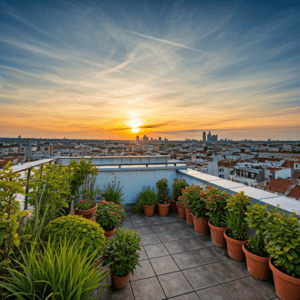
[0,1,299,140]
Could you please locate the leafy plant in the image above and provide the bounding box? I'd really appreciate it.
[0,162,27,270]
[103,228,141,277]
[222,212,248,241]
[244,203,269,257]
[226,191,250,214]
[263,206,300,277]
[43,215,106,255]
[102,178,124,206]
[95,201,125,231]
[177,195,185,206]
[205,186,230,227]
[172,179,188,202]
[156,178,169,204]
[0,238,109,300]
[74,199,94,210]
[138,186,158,206]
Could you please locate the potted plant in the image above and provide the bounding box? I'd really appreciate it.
[171,179,188,213]
[187,186,210,234]
[102,178,125,210]
[103,228,141,289]
[137,186,158,217]
[264,206,300,300]
[243,203,270,280]
[206,186,230,247]
[95,201,125,238]
[156,178,170,216]
[182,185,197,226]
[176,196,186,219]
[223,192,250,261]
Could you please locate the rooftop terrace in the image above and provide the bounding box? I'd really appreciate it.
[96,209,279,300]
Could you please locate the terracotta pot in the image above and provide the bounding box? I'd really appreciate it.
[224,230,246,261]
[104,227,116,239]
[157,203,170,216]
[111,273,130,289]
[176,203,186,219]
[208,221,227,248]
[170,200,178,213]
[269,258,300,300]
[74,202,97,221]
[142,204,155,217]
[242,242,269,281]
[193,216,209,234]
[185,207,194,226]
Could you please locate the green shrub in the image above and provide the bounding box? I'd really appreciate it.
[43,215,106,255]
[103,228,141,277]
[156,178,169,204]
[172,179,188,201]
[132,186,158,213]
[222,212,248,240]
[0,238,109,300]
[96,201,125,231]
[102,179,124,206]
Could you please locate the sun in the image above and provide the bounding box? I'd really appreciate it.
[128,119,142,133]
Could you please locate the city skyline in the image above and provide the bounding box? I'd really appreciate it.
[1,0,300,141]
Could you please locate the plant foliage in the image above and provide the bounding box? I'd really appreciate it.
[172,179,188,202]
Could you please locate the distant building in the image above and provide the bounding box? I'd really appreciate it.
[212,135,218,142]
[158,137,162,141]
[203,132,206,142]
[207,131,212,142]
[136,135,139,141]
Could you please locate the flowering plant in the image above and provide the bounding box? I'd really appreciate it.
[103,228,141,277]
[205,186,230,227]
[156,178,169,204]
[172,179,188,202]
[183,185,208,220]
[177,196,185,206]
[0,162,27,268]
[95,201,125,231]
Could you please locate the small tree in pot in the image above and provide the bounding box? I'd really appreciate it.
[103,228,141,289]
[171,179,188,212]
[134,186,158,217]
[156,178,170,216]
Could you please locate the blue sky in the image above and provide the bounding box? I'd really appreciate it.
[0,0,299,140]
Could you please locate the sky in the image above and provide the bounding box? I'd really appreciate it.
[0,0,299,141]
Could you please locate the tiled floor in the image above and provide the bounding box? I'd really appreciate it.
[97,210,278,300]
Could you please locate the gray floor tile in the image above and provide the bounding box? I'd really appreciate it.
[132,219,150,227]
[151,224,171,233]
[150,255,180,275]
[100,283,134,300]
[135,226,155,236]
[141,233,161,246]
[131,277,166,300]
[137,245,148,261]
[118,223,134,229]
[198,235,212,242]
[222,277,269,300]
[169,222,188,231]
[183,266,219,290]
[184,238,207,250]
[158,271,193,298]
[147,218,165,225]
[246,276,276,299]
[197,286,233,300]
[192,248,222,265]
[212,246,230,260]
[157,231,179,242]
[172,252,202,270]
[176,229,197,239]
[206,261,241,283]
[129,260,155,281]
[163,240,189,254]
[170,292,200,300]
[225,260,249,277]
[144,243,169,258]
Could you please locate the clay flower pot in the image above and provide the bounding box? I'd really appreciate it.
[224,230,246,261]
[74,202,97,221]
[111,273,130,289]
[170,200,178,213]
[104,227,116,239]
[143,204,155,217]
[242,242,269,281]
[176,203,186,219]
[157,202,170,216]
[269,258,300,300]
[193,216,209,235]
[208,221,227,248]
[185,207,194,226]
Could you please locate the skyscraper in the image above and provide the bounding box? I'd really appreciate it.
[136,135,139,141]
[207,131,212,142]
[203,132,206,142]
